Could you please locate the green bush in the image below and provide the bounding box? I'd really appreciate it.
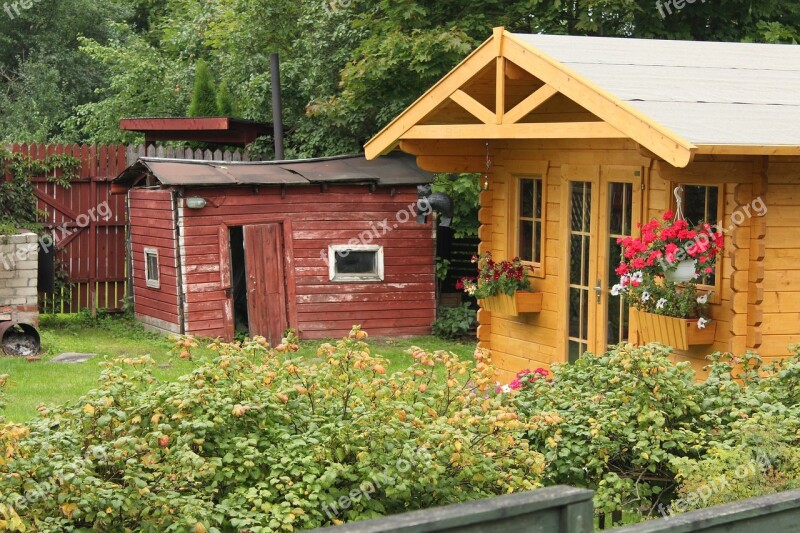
[0,328,543,532]
[431,303,475,339]
[512,343,703,517]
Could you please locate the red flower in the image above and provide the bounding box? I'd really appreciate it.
[632,258,646,269]
[662,210,674,220]
[615,263,629,275]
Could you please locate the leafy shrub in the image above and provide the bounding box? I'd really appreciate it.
[512,343,704,517]
[431,303,475,339]
[0,327,543,532]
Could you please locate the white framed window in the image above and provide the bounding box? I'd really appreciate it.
[144,248,160,289]
[328,244,384,283]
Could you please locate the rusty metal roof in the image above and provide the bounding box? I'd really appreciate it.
[114,153,433,189]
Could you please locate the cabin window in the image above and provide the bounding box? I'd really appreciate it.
[144,248,160,289]
[516,176,544,265]
[678,184,721,288]
[328,244,384,282]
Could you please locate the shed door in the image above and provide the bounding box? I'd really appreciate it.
[244,224,288,346]
[565,166,642,362]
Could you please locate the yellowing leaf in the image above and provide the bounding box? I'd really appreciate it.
[60,503,78,518]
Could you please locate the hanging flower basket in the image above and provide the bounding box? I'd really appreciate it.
[633,309,716,350]
[480,290,543,317]
[663,258,697,283]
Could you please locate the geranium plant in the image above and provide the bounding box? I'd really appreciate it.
[457,252,531,299]
[612,210,724,325]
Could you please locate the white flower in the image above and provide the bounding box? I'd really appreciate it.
[642,291,651,302]
[620,275,630,286]
[611,284,623,296]
[656,298,667,309]
[631,271,644,283]
[696,294,708,304]
[697,317,708,329]
[500,384,511,394]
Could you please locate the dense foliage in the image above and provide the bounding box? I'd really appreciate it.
[512,343,800,521]
[1,0,797,151]
[0,328,543,531]
[431,303,476,339]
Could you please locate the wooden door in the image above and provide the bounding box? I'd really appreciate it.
[243,224,288,346]
[565,167,642,362]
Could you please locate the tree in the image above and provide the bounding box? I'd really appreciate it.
[216,80,234,116]
[188,60,218,117]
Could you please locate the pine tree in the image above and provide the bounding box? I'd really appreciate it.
[187,60,218,117]
[216,79,234,117]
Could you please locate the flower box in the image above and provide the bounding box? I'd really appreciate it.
[480,291,543,317]
[633,309,716,350]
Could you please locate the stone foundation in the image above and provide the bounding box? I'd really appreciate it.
[0,232,39,326]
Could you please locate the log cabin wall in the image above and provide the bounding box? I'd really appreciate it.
[761,157,800,361]
[176,184,436,340]
[129,189,182,334]
[439,139,782,380]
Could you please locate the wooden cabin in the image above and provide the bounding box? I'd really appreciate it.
[114,154,436,343]
[365,29,800,379]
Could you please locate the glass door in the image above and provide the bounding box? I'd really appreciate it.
[566,170,642,361]
[567,182,596,363]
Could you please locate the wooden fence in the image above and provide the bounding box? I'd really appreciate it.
[309,486,800,532]
[6,143,249,314]
[307,486,595,533]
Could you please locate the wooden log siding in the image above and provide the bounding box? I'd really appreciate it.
[128,189,182,334]
[178,184,436,340]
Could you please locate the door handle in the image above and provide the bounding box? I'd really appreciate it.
[594,278,603,304]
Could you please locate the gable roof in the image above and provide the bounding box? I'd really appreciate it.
[114,153,433,189]
[518,34,800,148]
[365,29,800,168]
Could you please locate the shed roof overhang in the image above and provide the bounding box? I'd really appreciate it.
[365,28,702,167]
[112,152,433,191]
[119,117,274,146]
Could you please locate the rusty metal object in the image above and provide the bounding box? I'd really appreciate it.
[0,321,41,357]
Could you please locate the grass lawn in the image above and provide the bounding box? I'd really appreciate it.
[0,313,476,422]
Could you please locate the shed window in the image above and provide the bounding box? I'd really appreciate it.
[517,176,544,264]
[144,248,160,289]
[678,184,720,287]
[328,245,384,282]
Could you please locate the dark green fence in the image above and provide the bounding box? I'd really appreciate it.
[612,487,800,533]
[308,487,800,533]
[306,485,594,533]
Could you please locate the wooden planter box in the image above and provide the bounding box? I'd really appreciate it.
[634,309,716,350]
[480,291,543,317]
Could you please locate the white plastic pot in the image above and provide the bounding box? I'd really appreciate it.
[664,258,696,283]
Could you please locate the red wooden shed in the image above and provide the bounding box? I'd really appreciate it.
[114,154,437,343]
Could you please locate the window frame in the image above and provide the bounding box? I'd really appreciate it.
[144,248,160,289]
[511,174,546,278]
[328,244,385,283]
[673,183,723,304]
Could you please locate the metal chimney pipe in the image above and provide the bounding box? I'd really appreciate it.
[270,53,285,160]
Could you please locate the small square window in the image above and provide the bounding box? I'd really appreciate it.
[328,245,384,282]
[144,248,160,289]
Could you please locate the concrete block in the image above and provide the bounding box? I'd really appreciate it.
[15,262,38,271]
[15,287,38,297]
[5,279,29,288]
